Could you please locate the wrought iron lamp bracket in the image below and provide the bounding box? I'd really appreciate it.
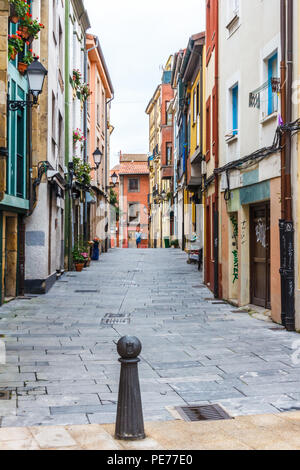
[8,100,37,112]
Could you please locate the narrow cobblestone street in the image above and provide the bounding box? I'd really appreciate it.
[0,249,300,428]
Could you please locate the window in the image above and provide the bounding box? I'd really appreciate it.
[128,203,140,224]
[267,53,278,115]
[58,112,63,166]
[193,89,197,124]
[166,142,172,166]
[128,178,140,192]
[226,0,240,35]
[206,97,211,161]
[165,101,172,126]
[232,84,238,136]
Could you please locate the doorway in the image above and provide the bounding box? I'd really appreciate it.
[250,202,270,308]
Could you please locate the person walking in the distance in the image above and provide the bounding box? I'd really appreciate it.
[135,224,142,248]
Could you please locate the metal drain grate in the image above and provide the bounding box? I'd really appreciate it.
[0,391,11,400]
[175,404,232,422]
[101,313,130,325]
[75,290,99,293]
[192,285,206,289]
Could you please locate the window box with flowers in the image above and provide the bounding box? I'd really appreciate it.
[8,32,24,61]
[9,0,30,24]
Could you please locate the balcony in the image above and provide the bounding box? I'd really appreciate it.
[161,165,174,180]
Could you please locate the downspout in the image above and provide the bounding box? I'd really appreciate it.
[279,0,287,326]
[285,0,295,331]
[214,0,219,299]
[83,36,99,243]
[104,94,114,252]
[64,0,73,271]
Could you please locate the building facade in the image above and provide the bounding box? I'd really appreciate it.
[86,34,114,252]
[118,154,149,249]
[146,57,174,248]
[171,34,205,257]
[204,0,220,298]
[218,0,283,322]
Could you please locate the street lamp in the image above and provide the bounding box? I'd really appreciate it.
[111,172,118,186]
[8,58,48,111]
[92,147,103,170]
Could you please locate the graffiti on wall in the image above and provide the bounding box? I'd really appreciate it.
[230,214,239,284]
[255,218,266,248]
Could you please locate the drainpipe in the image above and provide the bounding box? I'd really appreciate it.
[83,37,100,243]
[285,0,295,331]
[279,0,295,331]
[104,94,114,252]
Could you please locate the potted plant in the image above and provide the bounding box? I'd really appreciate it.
[72,246,86,272]
[8,33,24,61]
[17,49,36,75]
[9,0,30,24]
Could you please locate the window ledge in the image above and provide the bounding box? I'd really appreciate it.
[225,134,238,145]
[260,112,278,126]
[226,13,239,30]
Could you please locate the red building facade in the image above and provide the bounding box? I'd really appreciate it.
[204,0,221,298]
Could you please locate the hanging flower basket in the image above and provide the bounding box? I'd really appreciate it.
[18,62,28,75]
[9,4,19,23]
[19,24,30,39]
[8,46,17,61]
[17,50,36,74]
[8,34,24,61]
[9,0,30,23]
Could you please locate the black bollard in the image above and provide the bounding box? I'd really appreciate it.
[115,336,145,440]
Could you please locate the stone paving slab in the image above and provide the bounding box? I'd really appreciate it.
[1,412,300,450]
[0,248,300,427]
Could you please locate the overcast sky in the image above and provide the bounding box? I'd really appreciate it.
[85,0,206,168]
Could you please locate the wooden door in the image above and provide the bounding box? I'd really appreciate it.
[250,203,270,308]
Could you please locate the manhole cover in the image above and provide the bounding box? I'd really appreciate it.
[75,290,99,293]
[231,309,249,313]
[175,404,232,422]
[0,391,11,400]
[211,301,227,305]
[269,327,285,332]
[101,313,130,325]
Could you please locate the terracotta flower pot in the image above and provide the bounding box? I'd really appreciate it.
[75,263,84,272]
[18,62,28,75]
[19,25,30,39]
[9,5,19,24]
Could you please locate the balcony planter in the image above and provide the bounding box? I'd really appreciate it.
[18,61,28,75]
